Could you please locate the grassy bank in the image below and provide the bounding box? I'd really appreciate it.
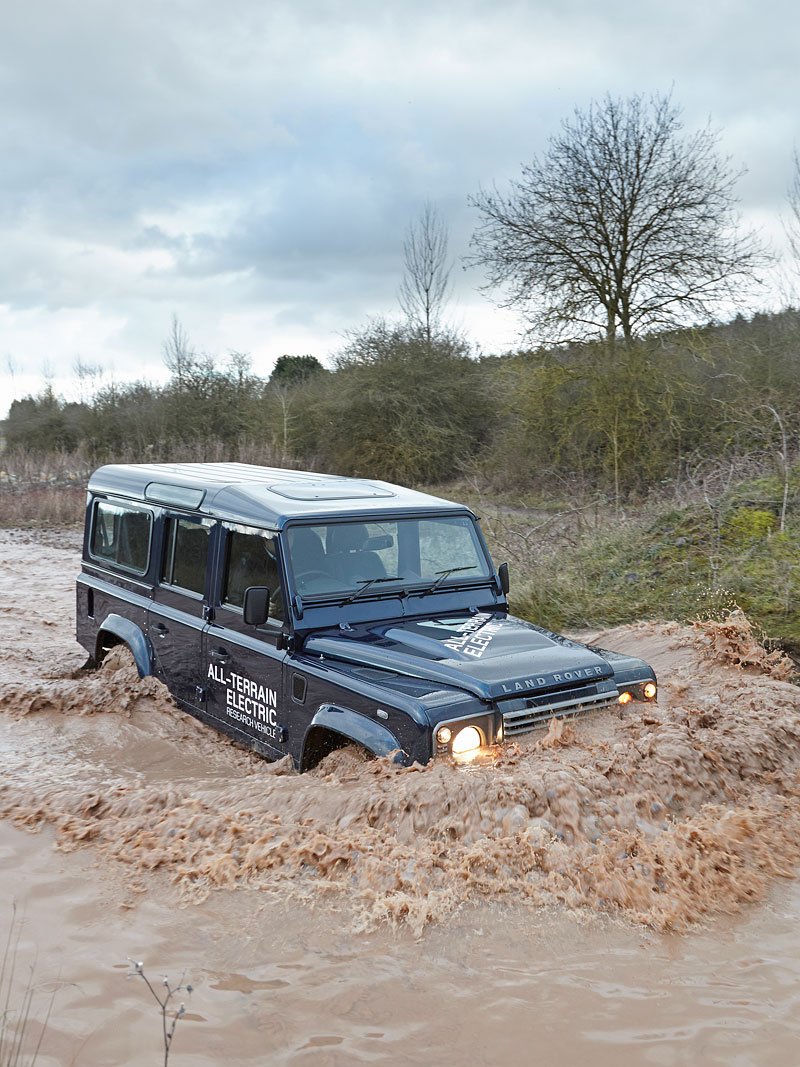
[482,470,800,651]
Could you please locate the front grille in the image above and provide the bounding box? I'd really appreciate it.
[501,688,618,736]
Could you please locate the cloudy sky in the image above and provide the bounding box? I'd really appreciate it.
[1,0,798,415]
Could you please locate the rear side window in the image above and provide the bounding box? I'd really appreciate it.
[90,500,152,574]
[161,517,211,596]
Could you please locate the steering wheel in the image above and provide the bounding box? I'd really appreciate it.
[298,570,333,583]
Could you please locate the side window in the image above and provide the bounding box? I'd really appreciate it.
[222,527,284,621]
[161,517,211,596]
[90,500,152,574]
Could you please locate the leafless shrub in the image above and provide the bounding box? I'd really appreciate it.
[127,960,192,1067]
[460,473,612,575]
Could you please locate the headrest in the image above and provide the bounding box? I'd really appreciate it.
[327,523,369,553]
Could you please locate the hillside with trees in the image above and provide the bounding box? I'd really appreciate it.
[4,309,798,496]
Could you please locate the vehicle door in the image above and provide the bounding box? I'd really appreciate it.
[147,513,214,708]
[203,524,289,758]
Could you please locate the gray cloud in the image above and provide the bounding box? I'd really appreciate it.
[1,0,798,413]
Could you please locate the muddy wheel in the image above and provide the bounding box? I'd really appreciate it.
[301,727,371,772]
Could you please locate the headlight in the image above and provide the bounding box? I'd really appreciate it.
[618,691,633,705]
[452,726,482,755]
[644,682,657,700]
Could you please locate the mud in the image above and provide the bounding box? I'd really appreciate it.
[2,529,800,1064]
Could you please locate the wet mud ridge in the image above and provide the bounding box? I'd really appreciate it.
[1,530,800,935]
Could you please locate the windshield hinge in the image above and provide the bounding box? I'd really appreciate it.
[276,632,295,653]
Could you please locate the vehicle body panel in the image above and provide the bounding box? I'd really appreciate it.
[76,463,658,770]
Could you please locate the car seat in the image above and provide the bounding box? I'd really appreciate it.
[326,523,387,584]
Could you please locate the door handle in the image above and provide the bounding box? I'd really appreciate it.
[210,648,230,663]
[153,623,169,637]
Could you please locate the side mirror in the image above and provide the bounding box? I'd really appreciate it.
[243,586,271,627]
[498,562,510,595]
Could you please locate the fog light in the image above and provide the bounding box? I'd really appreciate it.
[644,682,657,700]
[619,691,633,705]
[436,726,452,745]
[452,726,482,755]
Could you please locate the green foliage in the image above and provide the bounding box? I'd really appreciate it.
[269,354,326,385]
[478,310,800,499]
[3,309,800,504]
[6,388,88,452]
[506,470,800,647]
[290,319,490,483]
[723,507,776,545]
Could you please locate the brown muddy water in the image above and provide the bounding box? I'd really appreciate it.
[1,529,800,1066]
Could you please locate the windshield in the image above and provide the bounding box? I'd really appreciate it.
[284,515,492,600]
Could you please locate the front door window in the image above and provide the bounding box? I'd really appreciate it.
[221,527,284,622]
[204,524,288,757]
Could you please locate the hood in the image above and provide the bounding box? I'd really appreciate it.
[304,611,613,701]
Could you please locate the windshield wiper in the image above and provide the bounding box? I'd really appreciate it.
[413,565,478,597]
[341,576,404,605]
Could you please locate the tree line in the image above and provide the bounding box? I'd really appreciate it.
[4,308,799,503]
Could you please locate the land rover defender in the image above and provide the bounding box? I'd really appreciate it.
[76,463,657,769]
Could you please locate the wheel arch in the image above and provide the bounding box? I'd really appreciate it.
[95,613,153,678]
[300,704,407,772]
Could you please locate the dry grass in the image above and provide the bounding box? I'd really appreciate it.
[0,488,84,528]
[0,443,298,529]
[0,450,88,528]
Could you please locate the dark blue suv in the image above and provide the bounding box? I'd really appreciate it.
[76,463,657,769]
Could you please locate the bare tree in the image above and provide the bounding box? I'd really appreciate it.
[399,202,452,349]
[785,151,800,280]
[162,314,195,387]
[73,357,103,404]
[470,93,763,346]
[268,382,295,465]
[227,350,253,396]
[759,404,791,534]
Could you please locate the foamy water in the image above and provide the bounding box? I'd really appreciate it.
[1,529,799,1065]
